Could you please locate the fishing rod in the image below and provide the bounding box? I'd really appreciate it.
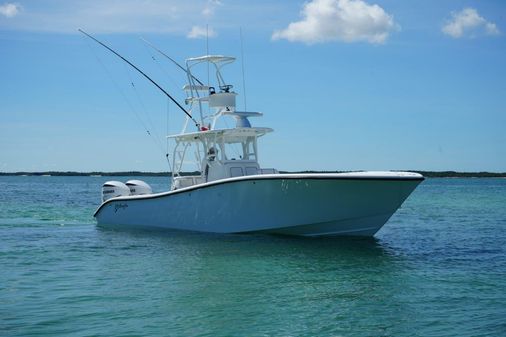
[140,37,205,86]
[78,29,200,129]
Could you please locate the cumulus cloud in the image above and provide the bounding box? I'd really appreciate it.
[202,0,222,17]
[0,2,20,17]
[272,0,398,44]
[187,25,217,39]
[442,8,500,38]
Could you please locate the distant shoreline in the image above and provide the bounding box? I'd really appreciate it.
[1,171,505,178]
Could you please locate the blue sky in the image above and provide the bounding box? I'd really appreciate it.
[1,0,505,172]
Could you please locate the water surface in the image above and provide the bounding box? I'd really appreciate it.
[1,176,505,336]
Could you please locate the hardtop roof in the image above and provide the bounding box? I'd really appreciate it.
[186,55,236,64]
[167,127,273,143]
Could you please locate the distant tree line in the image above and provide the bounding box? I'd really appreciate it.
[1,170,506,178]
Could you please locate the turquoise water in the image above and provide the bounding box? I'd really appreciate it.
[1,176,505,336]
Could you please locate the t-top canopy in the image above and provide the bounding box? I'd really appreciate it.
[186,55,236,64]
[167,127,273,143]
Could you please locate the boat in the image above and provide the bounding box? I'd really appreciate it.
[86,35,423,236]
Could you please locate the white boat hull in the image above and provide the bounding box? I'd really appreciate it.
[94,172,423,237]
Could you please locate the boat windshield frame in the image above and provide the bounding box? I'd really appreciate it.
[168,127,272,177]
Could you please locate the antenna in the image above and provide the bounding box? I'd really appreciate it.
[165,98,172,173]
[206,24,210,117]
[79,29,200,130]
[240,27,247,111]
[206,24,210,87]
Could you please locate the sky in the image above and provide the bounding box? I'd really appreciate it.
[1,0,505,173]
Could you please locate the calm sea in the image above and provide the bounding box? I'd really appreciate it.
[1,176,505,336]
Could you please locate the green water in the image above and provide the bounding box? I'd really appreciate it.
[1,176,505,336]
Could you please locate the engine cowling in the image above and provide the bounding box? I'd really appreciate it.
[102,181,130,202]
[125,180,152,196]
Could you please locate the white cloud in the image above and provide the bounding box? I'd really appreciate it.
[272,0,398,44]
[0,2,20,17]
[442,8,500,38]
[0,0,227,34]
[187,25,217,39]
[202,0,223,17]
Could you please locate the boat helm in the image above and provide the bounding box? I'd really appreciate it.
[102,181,130,202]
[126,180,152,196]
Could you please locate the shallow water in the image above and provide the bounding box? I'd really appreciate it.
[1,176,505,336]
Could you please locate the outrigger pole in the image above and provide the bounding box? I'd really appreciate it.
[140,37,205,86]
[78,29,200,129]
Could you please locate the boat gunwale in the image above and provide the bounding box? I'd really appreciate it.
[93,173,424,217]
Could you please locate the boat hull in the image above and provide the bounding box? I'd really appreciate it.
[94,173,423,237]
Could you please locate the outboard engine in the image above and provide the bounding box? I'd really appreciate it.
[102,181,130,202]
[126,180,152,196]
